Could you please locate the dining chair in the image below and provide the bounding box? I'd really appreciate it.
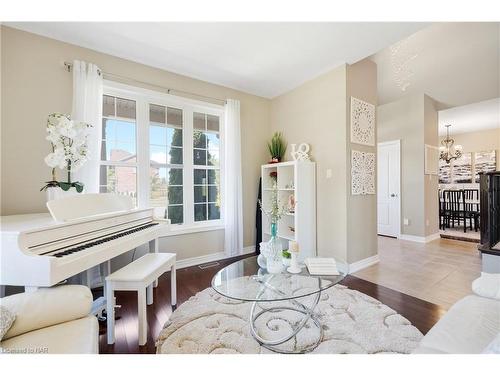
[463,189,480,232]
[443,190,466,232]
[438,189,446,230]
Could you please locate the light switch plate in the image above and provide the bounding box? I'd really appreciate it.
[404,218,410,226]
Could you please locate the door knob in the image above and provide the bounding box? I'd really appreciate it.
[390,193,398,197]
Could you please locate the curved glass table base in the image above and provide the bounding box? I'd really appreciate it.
[211,256,346,354]
[249,289,323,354]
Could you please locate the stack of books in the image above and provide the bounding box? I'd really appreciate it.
[305,258,340,276]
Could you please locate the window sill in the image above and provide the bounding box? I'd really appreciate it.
[161,223,225,237]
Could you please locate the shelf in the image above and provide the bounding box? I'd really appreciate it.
[278,233,295,241]
[263,232,295,241]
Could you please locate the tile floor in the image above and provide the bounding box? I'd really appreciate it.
[354,236,482,310]
[440,226,480,242]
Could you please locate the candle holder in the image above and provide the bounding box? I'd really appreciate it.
[287,240,301,274]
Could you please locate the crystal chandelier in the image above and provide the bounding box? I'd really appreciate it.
[440,124,462,164]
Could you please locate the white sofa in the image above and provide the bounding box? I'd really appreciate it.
[413,294,500,354]
[0,285,99,354]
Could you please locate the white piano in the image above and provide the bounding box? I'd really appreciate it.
[1,194,170,290]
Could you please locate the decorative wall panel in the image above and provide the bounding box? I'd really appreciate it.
[350,97,375,146]
[351,150,375,195]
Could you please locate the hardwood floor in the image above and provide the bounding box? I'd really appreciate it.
[96,253,445,354]
[354,236,482,309]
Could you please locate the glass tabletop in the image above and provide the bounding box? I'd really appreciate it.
[211,256,346,302]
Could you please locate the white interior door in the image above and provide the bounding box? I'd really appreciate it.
[377,140,401,237]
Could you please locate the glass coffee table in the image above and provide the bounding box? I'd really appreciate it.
[211,256,346,353]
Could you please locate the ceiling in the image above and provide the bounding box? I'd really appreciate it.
[371,22,500,110]
[6,22,426,98]
[438,97,500,136]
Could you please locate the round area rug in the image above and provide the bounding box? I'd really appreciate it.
[156,283,423,354]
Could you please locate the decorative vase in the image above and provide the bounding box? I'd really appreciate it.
[257,242,268,269]
[266,222,283,273]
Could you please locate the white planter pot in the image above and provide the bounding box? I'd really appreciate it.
[46,186,80,202]
[282,257,291,267]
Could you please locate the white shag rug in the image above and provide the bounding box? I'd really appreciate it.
[156,283,423,354]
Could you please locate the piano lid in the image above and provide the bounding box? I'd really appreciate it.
[0,213,55,235]
[47,193,134,222]
[2,194,139,235]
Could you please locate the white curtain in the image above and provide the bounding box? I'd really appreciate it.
[71,60,103,288]
[224,99,244,256]
[72,60,103,193]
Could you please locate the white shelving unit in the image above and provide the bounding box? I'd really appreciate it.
[261,161,316,261]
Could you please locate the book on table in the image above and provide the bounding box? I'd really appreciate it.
[305,257,340,276]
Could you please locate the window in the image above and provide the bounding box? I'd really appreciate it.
[193,112,221,221]
[99,95,138,204]
[149,104,184,224]
[100,84,224,229]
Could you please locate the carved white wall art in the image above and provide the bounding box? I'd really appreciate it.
[290,143,311,161]
[390,35,418,92]
[350,97,375,146]
[351,150,375,195]
[424,144,439,175]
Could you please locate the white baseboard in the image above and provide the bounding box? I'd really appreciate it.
[347,254,380,274]
[175,246,255,269]
[399,233,440,243]
[425,233,441,242]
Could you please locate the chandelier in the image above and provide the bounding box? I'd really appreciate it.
[440,124,462,164]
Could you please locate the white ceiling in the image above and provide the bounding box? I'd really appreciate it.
[7,22,426,98]
[371,22,500,110]
[438,98,500,136]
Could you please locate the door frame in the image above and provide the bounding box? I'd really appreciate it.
[377,139,401,239]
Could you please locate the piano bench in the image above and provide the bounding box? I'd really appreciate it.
[105,252,176,346]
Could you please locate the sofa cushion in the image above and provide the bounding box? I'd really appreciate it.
[483,333,500,354]
[0,306,16,341]
[415,295,500,354]
[472,272,500,300]
[0,316,99,354]
[1,285,92,340]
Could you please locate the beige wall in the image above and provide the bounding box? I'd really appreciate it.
[270,59,378,264]
[346,60,378,263]
[0,26,270,259]
[439,128,500,170]
[424,95,439,236]
[1,26,381,266]
[270,65,348,261]
[378,94,429,238]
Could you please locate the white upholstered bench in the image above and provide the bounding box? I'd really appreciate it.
[105,253,176,346]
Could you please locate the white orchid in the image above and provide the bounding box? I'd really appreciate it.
[44,113,92,181]
[44,148,66,169]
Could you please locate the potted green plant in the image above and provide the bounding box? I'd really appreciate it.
[267,132,287,163]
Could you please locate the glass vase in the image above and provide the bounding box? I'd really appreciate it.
[266,222,283,273]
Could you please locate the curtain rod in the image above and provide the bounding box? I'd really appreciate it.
[63,62,227,105]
